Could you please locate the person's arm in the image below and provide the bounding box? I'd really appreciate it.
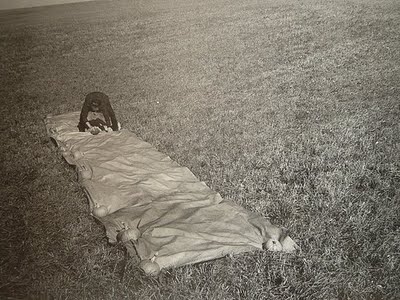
[78,102,91,132]
[104,100,118,131]
[109,104,119,131]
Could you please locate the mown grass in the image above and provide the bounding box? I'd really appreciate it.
[1,0,399,299]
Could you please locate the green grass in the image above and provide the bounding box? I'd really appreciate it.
[1,0,399,298]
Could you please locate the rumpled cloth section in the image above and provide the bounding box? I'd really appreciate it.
[45,112,298,270]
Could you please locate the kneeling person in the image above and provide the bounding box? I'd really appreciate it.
[78,92,119,134]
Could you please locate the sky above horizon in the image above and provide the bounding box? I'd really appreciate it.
[0,0,95,10]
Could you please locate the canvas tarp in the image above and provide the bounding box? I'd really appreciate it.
[45,112,298,272]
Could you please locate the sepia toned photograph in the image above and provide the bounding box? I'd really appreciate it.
[1,0,399,299]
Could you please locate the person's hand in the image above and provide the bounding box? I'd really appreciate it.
[89,126,101,135]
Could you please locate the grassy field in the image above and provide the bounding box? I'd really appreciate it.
[1,0,399,298]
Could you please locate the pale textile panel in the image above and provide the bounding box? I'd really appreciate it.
[45,112,298,271]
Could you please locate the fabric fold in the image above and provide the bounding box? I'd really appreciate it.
[45,112,298,272]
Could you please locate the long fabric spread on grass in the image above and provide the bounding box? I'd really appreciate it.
[45,112,298,271]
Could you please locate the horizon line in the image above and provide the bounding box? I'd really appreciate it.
[0,0,96,11]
